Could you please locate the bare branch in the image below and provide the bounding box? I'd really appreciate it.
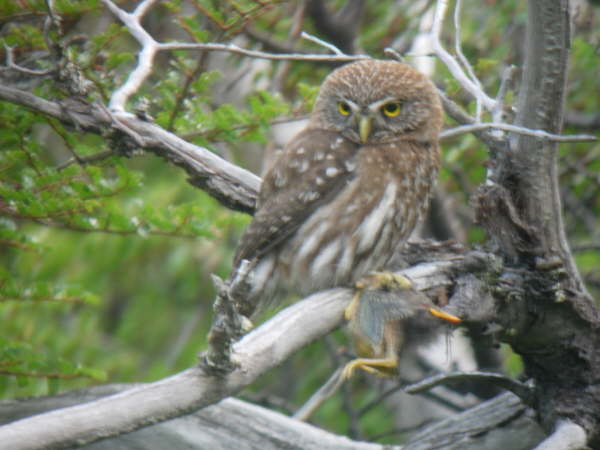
[0,289,350,450]
[132,0,160,20]
[565,110,600,130]
[101,0,160,112]
[430,0,496,112]
[440,123,597,142]
[100,0,367,112]
[293,368,345,421]
[0,84,260,214]
[0,247,493,449]
[405,371,534,404]
[453,0,483,120]
[158,41,368,62]
[405,392,544,449]
[1,384,544,450]
[301,31,345,55]
[1,44,54,76]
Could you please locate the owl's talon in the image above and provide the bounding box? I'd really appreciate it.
[354,271,413,293]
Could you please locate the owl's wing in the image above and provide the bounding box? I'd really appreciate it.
[233,128,358,267]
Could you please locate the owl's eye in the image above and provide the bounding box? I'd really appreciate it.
[382,102,402,117]
[338,102,351,116]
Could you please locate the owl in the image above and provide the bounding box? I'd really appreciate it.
[232,60,443,321]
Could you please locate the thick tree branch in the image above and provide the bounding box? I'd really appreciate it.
[533,420,587,450]
[0,85,260,214]
[405,392,545,449]
[0,289,349,450]
[0,384,547,450]
[0,247,493,449]
[470,0,600,445]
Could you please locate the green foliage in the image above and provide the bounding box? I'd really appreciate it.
[0,0,260,396]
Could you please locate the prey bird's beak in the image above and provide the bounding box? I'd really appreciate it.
[428,307,461,324]
[358,115,373,144]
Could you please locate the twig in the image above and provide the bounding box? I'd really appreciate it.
[300,31,344,55]
[431,0,496,112]
[101,0,367,112]
[492,65,517,122]
[357,383,405,417]
[1,44,54,76]
[453,0,483,121]
[565,110,600,130]
[56,149,115,171]
[405,371,534,404]
[440,123,597,142]
[383,47,404,61]
[101,0,160,112]
[157,42,367,61]
[203,259,257,374]
[293,367,345,421]
[572,243,600,252]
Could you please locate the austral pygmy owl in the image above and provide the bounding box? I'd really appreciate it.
[232,60,449,358]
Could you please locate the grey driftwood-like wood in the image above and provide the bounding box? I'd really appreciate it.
[0,384,545,450]
[0,247,505,450]
[0,85,261,215]
[0,385,384,450]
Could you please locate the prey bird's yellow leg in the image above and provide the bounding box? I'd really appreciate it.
[342,357,399,379]
[342,318,403,379]
[344,288,362,321]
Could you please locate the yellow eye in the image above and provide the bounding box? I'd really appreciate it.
[382,102,401,117]
[338,102,351,116]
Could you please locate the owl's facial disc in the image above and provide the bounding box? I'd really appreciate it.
[334,95,412,144]
[355,98,403,143]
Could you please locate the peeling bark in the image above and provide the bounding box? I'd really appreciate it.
[472,0,600,445]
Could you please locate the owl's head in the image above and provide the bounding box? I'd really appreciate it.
[310,60,443,145]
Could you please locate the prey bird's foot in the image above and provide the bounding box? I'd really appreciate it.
[342,357,398,379]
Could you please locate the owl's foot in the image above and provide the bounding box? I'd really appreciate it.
[345,272,412,321]
[356,272,413,292]
[342,357,398,379]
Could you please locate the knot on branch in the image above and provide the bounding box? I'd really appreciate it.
[201,262,255,376]
[473,184,539,263]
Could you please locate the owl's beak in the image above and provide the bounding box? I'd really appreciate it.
[358,115,373,144]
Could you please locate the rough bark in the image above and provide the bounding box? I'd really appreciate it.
[472,0,600,445]
[0,0,598,447]
[0,85,261,215]
[0,246,509,450]
[0,385,546,450]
